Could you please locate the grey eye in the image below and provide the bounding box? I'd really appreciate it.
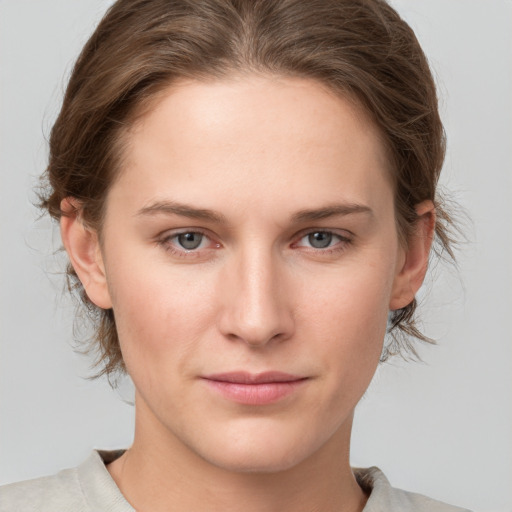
[177,232,203,250]
[308,231,332,248]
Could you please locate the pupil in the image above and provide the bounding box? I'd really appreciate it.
[308,231,332,249]
[178,232,202,250]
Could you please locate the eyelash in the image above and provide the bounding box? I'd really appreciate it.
[292,230,352,255]
[158,229,219,259]
[157,229,352,258]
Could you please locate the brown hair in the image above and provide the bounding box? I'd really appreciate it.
[41,0,455,377]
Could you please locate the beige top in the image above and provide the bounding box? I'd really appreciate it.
[0,450,471,511]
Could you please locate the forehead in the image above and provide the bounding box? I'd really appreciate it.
[113,75,393,218]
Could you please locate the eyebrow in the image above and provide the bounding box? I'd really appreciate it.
[291,203,373,223]
[136,200,227,223]
[136,200,373,224]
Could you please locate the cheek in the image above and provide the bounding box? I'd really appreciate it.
[105,257,219,375]
[303,262,393,339]
[297,261,394,383]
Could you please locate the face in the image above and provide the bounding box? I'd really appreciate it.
[75,75,418,473]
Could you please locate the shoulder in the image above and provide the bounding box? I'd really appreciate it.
[0,466,85,512]
[355,467,472,512]
[0,450,131,512]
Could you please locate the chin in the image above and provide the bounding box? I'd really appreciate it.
[188,420,336,475]
[203,445,309,475]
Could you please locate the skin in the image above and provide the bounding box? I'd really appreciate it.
[61,75,434,512]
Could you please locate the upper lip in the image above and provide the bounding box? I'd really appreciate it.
[202,371,306,384]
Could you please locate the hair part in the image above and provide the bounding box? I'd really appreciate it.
[40,0,456,377]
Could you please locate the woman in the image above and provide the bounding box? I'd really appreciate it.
[1,0,472,510]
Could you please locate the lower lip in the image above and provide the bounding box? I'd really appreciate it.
[203,379,307,405]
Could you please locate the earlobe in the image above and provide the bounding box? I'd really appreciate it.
[60,198,113,309]
[389,200,436,311]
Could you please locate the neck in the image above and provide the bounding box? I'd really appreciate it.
[108,397,367,512]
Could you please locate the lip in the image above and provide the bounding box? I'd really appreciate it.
[201,371,308,405]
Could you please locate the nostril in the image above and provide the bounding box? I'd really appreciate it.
[219,308,295,347]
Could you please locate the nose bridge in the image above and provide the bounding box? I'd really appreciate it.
[219,242,294,346]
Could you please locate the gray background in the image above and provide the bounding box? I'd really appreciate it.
[1,1,511,511]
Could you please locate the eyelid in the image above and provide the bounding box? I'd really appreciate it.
[155,227,352,258]
[157,228,221,256]
[293,228,352,243]
[291,228,353,253]
[158,226,213,241]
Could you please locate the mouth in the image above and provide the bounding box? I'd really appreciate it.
[201,371,308,405]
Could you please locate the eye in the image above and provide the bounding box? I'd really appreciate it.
[294,230,350,251]
[176,232,205,250]
[159,230,217,255]
[306,231,334,249]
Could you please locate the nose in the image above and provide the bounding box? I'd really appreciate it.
[218,247,295,347]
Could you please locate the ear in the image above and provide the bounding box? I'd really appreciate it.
[60,198,113,309]
[389,200,436,311]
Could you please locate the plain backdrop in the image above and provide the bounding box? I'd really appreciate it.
[1,1,511,511]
